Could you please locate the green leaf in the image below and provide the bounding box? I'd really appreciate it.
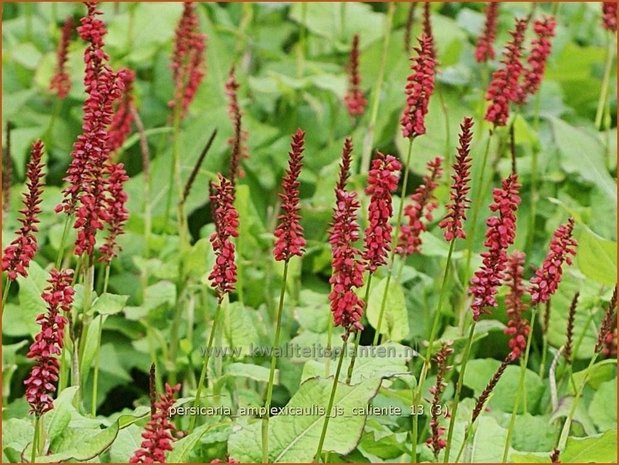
[469,416,513,462]
[91,293,129,316]
[79,316,104,384]
[11,262,48,336]
[221,301,260,357]
[576,229,617,286]
[214,362,276,393]
[167,421,230,463]
[588,378,617,431]
[510,413,559,452]
[367,278,409,342]
[108,424,142,463]
[572,359,617,390]
[45,387,78,448]
[561,430,617,463]
[2,418,34,462]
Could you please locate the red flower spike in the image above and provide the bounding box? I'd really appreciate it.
[98,162,129,263]
[397,156,443,256]
[596,287,617,356]
[439,117,473,241]
[529,218,577,305]
[516,16,556,104]
[329,188,365,339]
[169,2,206,117]
[226,67,249,184]
[401,34,437,139]
[362,152,401,272]
[475,2,499,63]
[2,140,45,281]
[50,16,73,99]
[503,251,529,360]
[273,130,306,262]
[336,137,354,192]
[603,2,617,32]
[130,383,181,464]
[484,18,528,126]
[107,68,136,152]
[344,34,367,117]
[208,175,239,302]
[422,2,436,59]
[563,292,579,363]
[24,269,74,416]
[469,174,521,320]
[426,343,453,457]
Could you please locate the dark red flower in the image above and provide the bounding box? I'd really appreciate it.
[596,287,617,356]
[362,153,401,272]
[469,174,521,320]
[107,68,136,152]
[396,156,443,256]
[50,16,73,99]
[344,34,367,117]
[98,163,129,263]
[516,16,556,104]
[208,175,239,302]
[273,129,306,262]
[2,140,45,281]
[529,218,577,305]
[169,2,206,117]
[439,117,473,242]
[401,34,436,139]
[226,67,248,184]
[336,137,353,191]
[504,251,529,359]
[563,292,579,363]
[484,18,528,126]
[130,383,180,464]
[475,2,499,63]
[24,269,74,416]
[471,353,514,423]
[603,2,617,32]
[426,343,453,457]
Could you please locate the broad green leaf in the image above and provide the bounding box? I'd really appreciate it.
[511,413,560,452]
[45,387,78,448]
[469,416,514,462]
[572,359,617,390]
[588,378,617,431]
[167,421,230,463]
[214,362,276,394]
[91,293,129,316]
[2,418,34,462]
[109,424,142,463]
[367,278,409,342]
[561,430,617,463]
[576,229,617,286]
[79,316,104,385]
[12,261,48,336]
[221,301,260,357]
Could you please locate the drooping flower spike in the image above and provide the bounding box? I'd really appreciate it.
[529,218,577,305]
[98,163,129,263]
[362,152,402,272]
[516,16,556,104]
[439,117,473,241]
[396,156,443,256]
[50,16,73,99]
[24,269,74,416]
[226,67,249,184]
[107,68,136,152]
[503,251,529,359]
[469,174,521,320]
[344,34,367,117]
[602,2,617,32]
[401,34,437,139]
[2,140,45,281]
[273,129,306,262]
[475,2,499,63]
[208,174,239,302]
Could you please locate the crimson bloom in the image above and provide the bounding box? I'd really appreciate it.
[208,175,239,302]
[24,269,74,416]
[226,67,248,184]
[426,343,453,456]
[504,251,529,359]
[484,18,528,126]
[475,2,499,63]
[273,129,306,262]
[396,156,443,256]
[439,117,473,241]
[130,383,180,464]
[469,174,521,320]
[344,34,367,117]
[98,163,129,263]
[362,153,401,272]
[50,16,73,99]
[107,68,136,152]
[336,137,353,191]
[516,16,556,104]
[529,218,577,305]
[2,140,45,281]
[401,34,436,139]
[603,2,617,32]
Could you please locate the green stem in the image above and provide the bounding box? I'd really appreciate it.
[91,314,103,417]
[188,300,223,432]
[314,339,348,463]
[168,282,185,387]
[2,279,11,309]
[164,105,182,230]
[595,31,614,130]
[346,273,373,384]
[31,415,41,463]
[55,216,72,269]
[426,239,455,359]
[262,260,290,463]
[444,321,477,462]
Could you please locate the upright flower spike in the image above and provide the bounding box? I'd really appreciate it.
[336,137,353,191]
[595,287,617,356]
[563,292,579,363]
[516,16,556,104]
[130,383,180,464]
[475,2,499,63]
[273,129,306,262]
[602,2,617,32]
[344,34,367,117]
[396,156,443,256]
[529,218,577,305]
[24,269,74,416]
[426,343,453,457]
[471,352,513,423]
[439,117,473,241]
[226,67,248,184]
[98,163,129,263]
[2,140,44,281]
[484,18,528,126]
[50,16,73,99]
[107,68,136,152]
[401,34,437,139]
[362,153,401,272]
[170,2,206,117]
[504,251,529,359]
[469,174,521,320]
[403,2,418,52]
[422,1,436,58]
[208,175,239,302]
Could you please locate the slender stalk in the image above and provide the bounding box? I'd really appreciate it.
[55,216,72,269]
[31,415,41,463]
[130,105,152,258]
[314,339,348,463]
[262,260,290,463]
[595,31,614,130]
[91,314,103,417]
[346,273,373,384]
[168,281,185,386]
[444,321,477,462]
[372,138,414,345]
[188,301,223,432]
[164,105,182,230]
[2,280,11,309]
